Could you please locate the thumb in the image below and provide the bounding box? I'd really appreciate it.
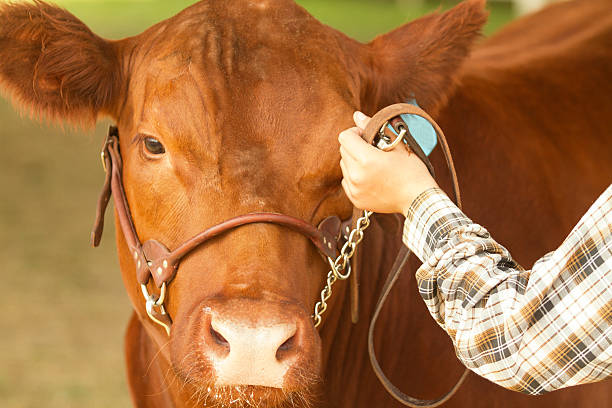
[353,111,370,129]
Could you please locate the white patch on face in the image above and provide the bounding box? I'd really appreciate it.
[249,0,270,11]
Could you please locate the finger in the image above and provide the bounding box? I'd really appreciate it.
[339,157,349,178]
[341,178,359,207]
[338,126,362,145]
[353,111,371,129]
[339,145,361,167]
[340,155,363,184]
[339,129,369,161]
[338,128,380,162]
[397,142,414,156]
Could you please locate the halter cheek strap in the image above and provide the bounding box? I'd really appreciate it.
[90,126,352,333]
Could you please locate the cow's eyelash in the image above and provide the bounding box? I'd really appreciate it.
[131,133,146,145]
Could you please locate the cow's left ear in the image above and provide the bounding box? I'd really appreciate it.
[357,0,488,115]
[0,1,122,126]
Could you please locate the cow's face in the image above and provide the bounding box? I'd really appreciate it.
[0,0,485,406]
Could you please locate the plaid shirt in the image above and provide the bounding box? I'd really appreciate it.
[402,185,612,395]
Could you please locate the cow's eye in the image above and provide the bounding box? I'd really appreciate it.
[144,137,165,155]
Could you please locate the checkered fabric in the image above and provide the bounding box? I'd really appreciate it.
[403,185,612,395]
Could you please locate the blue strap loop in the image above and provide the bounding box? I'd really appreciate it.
[385,99,437,156]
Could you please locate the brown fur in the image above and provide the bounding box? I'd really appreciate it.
[359,0,488,115]
[1,0,610,407]
[0,0,120,125]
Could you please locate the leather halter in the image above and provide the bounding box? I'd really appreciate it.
[91,103,468,407]
[91,126,353,332]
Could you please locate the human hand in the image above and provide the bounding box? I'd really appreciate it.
[338,111,439,215]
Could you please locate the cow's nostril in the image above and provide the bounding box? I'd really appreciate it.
[210,326,230,349]
[275,334,296,361]
[278,335,294,351]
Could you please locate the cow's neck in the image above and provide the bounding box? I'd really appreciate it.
[319,214,406,395]
[319,213,463,406]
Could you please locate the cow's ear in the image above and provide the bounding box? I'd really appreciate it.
[0,1,121,126]
[358,0,487,115]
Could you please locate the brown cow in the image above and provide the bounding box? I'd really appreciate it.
[0,0,610,407]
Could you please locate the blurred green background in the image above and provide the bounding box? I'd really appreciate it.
[0,1,517,406]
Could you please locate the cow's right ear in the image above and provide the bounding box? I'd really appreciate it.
[356,0,488,116]
[0,1,122,126]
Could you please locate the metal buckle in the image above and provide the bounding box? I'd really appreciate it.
[100,150,107,172]
[376,121,408,151]
[100,127,117,173]
[140,282,171,335]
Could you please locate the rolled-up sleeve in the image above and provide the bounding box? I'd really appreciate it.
[402,185,612,395]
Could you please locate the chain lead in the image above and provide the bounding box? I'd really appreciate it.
[313,210,372,327]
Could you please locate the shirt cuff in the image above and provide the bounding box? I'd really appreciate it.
[403,187,472,263]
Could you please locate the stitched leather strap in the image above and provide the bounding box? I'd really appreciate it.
[367,246,469,407]
[362,103,461,206]
[91,139,113,247]
[91,127,347,288]
[363,103,468,407]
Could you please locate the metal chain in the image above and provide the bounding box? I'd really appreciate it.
[313,210,373,327]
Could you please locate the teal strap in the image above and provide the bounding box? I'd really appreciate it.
[386,100,437,156]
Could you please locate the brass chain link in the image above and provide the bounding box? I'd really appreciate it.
[313,210,373,327]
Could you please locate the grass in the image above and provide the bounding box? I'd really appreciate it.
[0,1,516,406]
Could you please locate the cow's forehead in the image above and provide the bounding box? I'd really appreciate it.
[120,0,357,210]
[134,0,352,77]
[126,1,356,166]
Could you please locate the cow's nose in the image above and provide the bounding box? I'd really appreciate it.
[202,302,309,388]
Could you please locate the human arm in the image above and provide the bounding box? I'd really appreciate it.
[339,112,612,394]
[404,185,612,394]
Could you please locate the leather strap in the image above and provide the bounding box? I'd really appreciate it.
[362,103,461,207]
[362,103,468,407]
[91,127,349,289]
[367,246,469,407]
[91,127,117,247]
[338,217,361,324]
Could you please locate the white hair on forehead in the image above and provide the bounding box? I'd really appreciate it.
[249,0,271,11]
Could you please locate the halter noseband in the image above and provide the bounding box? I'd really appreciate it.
[92,126,351,334]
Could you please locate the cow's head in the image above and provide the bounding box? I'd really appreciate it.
[0,0,486,405]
